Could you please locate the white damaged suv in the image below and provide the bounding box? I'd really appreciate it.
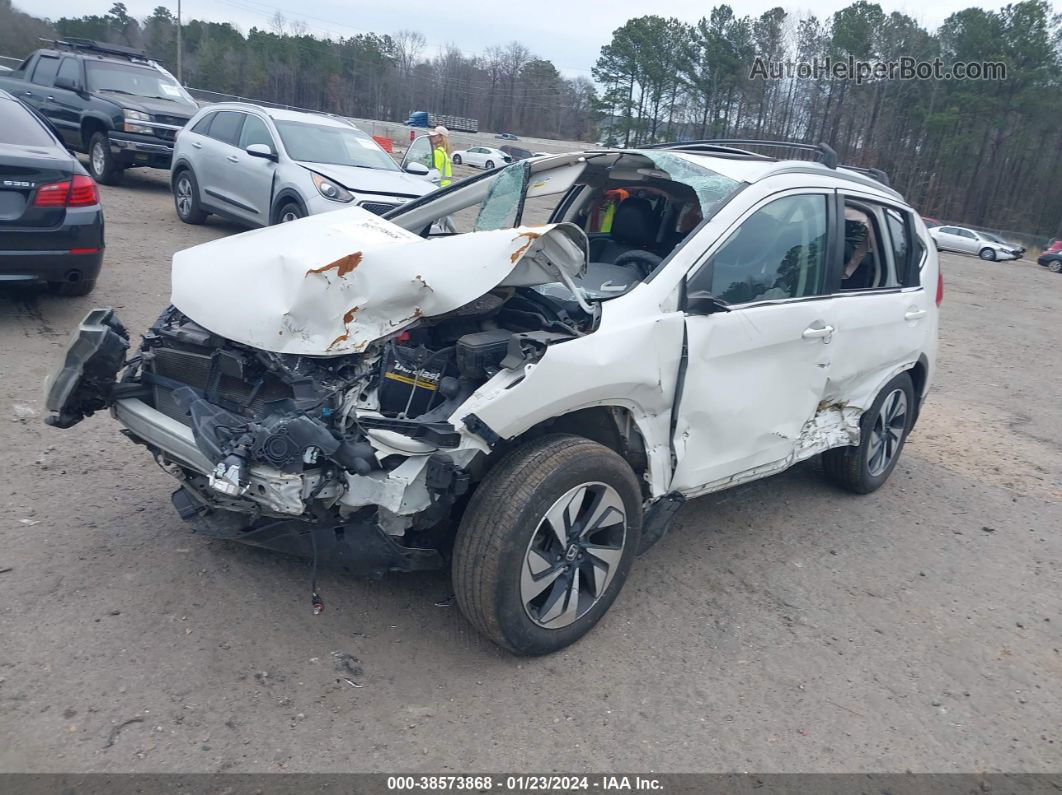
[45,141,940,655]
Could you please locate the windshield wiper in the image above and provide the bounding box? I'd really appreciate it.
[96,88,137,95]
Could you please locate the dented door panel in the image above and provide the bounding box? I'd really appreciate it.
[670,299,835,495]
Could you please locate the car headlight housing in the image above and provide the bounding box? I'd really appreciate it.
[122,108,152,134]
[311,173,353,203]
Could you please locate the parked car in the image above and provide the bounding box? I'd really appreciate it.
[499,145,534,162]
[1042,238,1061,254]
[927,225,1021,261]
[921,215,942,228]
[1037,250,1062,273]
[0,89,103,296]
[171,103,435,227]
[0,38,198,185]
[496,132,519,140]
[450,146,512,169]
[44,141,939,655]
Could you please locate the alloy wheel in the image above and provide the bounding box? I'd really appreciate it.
[867,388,908,477]
[520,482,627,629]
[91,142,105,177]
[175,176,192,217]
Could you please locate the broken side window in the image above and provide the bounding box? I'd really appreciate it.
[473,162,531,232]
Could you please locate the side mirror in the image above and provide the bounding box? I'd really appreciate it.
[245,143,276,160]
[54,75,82,92]
[684,287,731,316]
[404,162,430,176]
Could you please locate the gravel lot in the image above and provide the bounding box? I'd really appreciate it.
[0,165,1059,773]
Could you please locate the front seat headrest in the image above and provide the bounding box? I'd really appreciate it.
[611,198,655,247]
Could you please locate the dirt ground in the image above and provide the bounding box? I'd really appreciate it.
[0,165,1059,774]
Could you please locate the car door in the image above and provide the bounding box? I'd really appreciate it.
[953,227,979,254]
[827,193,930,411]
[47,58,84,148]
[400,135,439,182]
[934,226,956,251]
[24,54,59,114]
[670,190,837,494]
[223,112,277,226]
[196,110,245,214]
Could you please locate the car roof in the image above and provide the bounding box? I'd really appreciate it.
[201,102,361,130]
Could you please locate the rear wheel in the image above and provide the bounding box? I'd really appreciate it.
[452,435,642,655]
[979,247,996,261]
[1049,259,1062,274]
[173,169,208,224]
[87,132,123,185]
[821,372,915,494]
[484,159,495,169]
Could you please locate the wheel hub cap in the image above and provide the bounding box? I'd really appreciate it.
[520,482,627,630]
[867,388,908,477]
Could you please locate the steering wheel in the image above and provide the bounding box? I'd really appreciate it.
[612,249,663,279]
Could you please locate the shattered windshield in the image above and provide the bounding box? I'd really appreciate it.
[640,152,741,218]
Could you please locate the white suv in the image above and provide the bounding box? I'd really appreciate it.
[46,141,940,655]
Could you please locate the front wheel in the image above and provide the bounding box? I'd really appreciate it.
[452,435,642,655]
[275,201,305,223]
[1049,259,1062,274]
[87,132,123,185]
[979,247,996,261]
[821,372,915,494]
[451,154,462,165]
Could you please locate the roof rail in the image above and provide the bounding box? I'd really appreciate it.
[39,37,150,62]
[838,164,891,187]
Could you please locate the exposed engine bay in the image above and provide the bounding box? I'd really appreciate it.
[132,281,590,524]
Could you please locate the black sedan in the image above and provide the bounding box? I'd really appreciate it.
[0,89,103,296]
[1037,250,1062,273]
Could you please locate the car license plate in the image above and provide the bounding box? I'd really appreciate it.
[0,190,25,221]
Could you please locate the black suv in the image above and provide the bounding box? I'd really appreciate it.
[0,38,198,184]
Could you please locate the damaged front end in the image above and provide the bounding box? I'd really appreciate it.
[44,215,594,576]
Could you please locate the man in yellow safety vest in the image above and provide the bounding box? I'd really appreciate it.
[428,126,452,188]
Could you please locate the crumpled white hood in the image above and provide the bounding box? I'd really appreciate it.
[170,207,587,356]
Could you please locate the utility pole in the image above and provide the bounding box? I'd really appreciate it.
[176,0,182,83]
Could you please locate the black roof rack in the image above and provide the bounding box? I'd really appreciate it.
[838,164,891,187]
[39,37,151,62]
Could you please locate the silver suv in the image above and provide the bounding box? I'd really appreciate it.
[170,103,434,226]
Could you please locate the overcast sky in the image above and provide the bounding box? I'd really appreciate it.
[22,0,1039,78]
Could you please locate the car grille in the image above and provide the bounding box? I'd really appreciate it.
[148,347,292,425]
[360,201,399,216]
[154,128,176,142]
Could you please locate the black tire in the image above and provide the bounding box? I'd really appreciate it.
[451,154,462,165]
[1049,259,1062,274]
[172,168,208,224]
[452,434,643,656]
[822,372,915,495]
[979,247,996,261]
[87,132,123,185]
[47,278,96,297]
[484,159,495,169]
[275,201,305,224]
